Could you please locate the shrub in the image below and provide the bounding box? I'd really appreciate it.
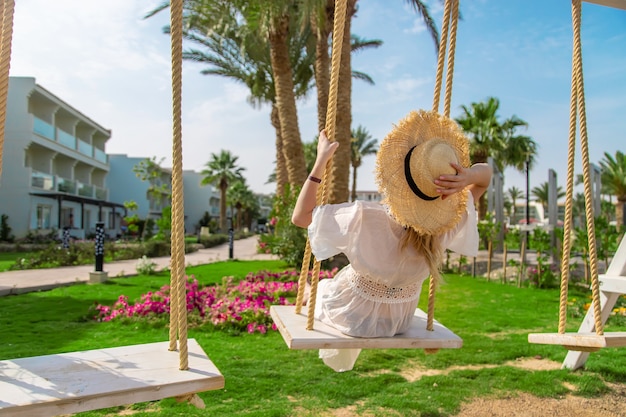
[93,269,337,333]
[199,233,229,248]
[135,255,157,275]
[0,214,14,243]
[258,186,308,268]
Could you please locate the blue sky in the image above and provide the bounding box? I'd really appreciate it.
[8,0,626,196]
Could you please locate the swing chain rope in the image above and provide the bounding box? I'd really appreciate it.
[168,0,189,369]
[558,0,603,336]
[0,0,16,179]
[427,0,459,332]
[443,1,459,119]
[295,0,347,330]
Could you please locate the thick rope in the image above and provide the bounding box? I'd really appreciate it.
[0,0,16,178]
[442,0,459,118]
[427,0,459,332]
[294,240,312,314]
[571,0,603,336]
[168,0,189,370]
[297,0,347,331]
[431,0,452,114]
[558,52,577,334]
[558,0,603,337]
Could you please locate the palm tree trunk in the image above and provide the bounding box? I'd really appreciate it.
[351,164,358,202]
[219,186,228,233]
[329,0,357,204]
[271,105,288,196]
[312,0,333,133]
[269,16,307,188]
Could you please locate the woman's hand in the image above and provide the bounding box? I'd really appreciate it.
[315,129,339,167]
[291,130,340,228]
[434,162,492,201]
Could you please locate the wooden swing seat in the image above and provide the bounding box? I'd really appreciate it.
[270,306,462,350]
[0,339,224,417]
[528,331,626,352]
[529,268,626,354]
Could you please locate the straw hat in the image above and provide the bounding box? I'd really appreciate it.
[375,110,470,236]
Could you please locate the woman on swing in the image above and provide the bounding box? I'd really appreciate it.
[292,110,492,372]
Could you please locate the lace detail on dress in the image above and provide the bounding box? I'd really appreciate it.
[346,266,420,304]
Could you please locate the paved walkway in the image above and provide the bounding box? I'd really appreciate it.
[0,236,277,296]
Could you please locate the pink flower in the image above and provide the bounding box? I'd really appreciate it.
[94,268,337,332]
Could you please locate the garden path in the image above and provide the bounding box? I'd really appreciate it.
[0,236,277,296]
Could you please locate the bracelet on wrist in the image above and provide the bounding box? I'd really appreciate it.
[308,175,322,183]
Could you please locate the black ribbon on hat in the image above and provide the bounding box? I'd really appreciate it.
[404,146,439,201]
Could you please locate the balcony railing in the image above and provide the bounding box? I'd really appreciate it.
[33,117,55,140]
[94,148,107,163]
[77,139,93,157]
[78,183,94,198]
[31,171,55,191]
[57,128,76,149]
[32,117,109,165]
[57,177,77,194]
[95,186,108,200]
[31,171,110,202]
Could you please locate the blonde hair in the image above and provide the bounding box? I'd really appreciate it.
[399,227,444,286]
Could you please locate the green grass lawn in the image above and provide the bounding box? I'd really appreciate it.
[0,252,30,272]
[0,261,625,417]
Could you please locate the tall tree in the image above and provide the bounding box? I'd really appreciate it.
[201,150,246,232]
[146,0,316,197]
[306,0,438,203]
[507,186,523,222]
[531,182,565,212]
[599,150,626,228]
[132,156,171,213]
[350,125,378,202]
[456,97,536,218]
[227,179,259,230]
[456,97,507,164]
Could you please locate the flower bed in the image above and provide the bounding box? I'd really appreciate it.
[94,268,337,334]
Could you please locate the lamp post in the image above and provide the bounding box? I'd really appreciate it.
[525,158,530,226]
[525,157,531,249]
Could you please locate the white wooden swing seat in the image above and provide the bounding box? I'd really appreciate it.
[529,234,626,359]
[270,306,462,350]
[528,331,626,352]
[0,339,224,417]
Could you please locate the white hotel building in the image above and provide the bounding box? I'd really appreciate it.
[0,77,221,240]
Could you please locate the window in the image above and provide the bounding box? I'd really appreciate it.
[36,205,52,229]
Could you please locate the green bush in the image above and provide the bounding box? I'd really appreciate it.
[0,214,14,243]
[8,240,201,270]
[142,240,171,257]
[199,233,229,248]
[258,186,308,268]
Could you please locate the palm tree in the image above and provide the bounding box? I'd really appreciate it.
[201,150,246,232]
[305,0,438,203]
[507,186,523,223]
[456,97,535,219]
[599,150,626,228]
[531,182,565,212]
[350,125,378,202]
[227,180,259,231]
[456,97,506,164]
[146,0,317,197]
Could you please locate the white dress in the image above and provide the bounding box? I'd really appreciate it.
[307,191,479,371]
